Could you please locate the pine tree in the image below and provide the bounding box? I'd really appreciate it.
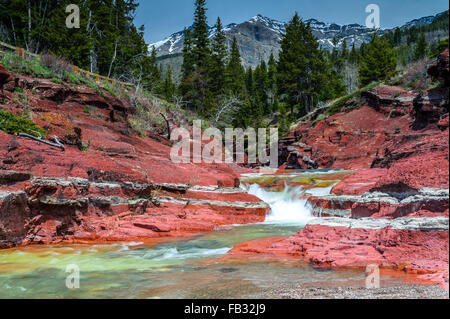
[359,32,397,87]
[267,53,278,111]
[393,28,402,46]
[277,13,339,116]
[226,37,245,97]
[209,17,228,97]
[348,44,359,64]
[341,39,349,60]
[245,67,254,97]
[191,0,211,114]
[141,47,161,92]
[161,66,176,102]
[180,27,195,106]
[277,101,290,137]
[192,0,210,69]
[413,32,428,61]
[254,60,269,114]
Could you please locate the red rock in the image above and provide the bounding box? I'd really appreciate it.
[133,221,171,232]
[0,69,270,248]
[331,169,387,195]
[0,63,12,86]
[228,223,449,289]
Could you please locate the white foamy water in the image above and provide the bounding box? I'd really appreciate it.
[143,247,231,261]
[246,183,315,226]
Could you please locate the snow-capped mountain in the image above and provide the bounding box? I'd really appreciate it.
[151,11,446,70]
[151,22,237,55]
[150,13,377,69]
[400,11,447,30]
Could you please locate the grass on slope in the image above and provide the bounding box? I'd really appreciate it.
[0,52,124,97]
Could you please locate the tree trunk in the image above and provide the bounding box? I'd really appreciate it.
[108,40,118,78]
[27,0,31,51]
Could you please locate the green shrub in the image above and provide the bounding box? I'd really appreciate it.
[0,109,47,137]
[128,117,147,138]
[51,78,63,84]
[64,72,81,84]
[312,113,327,126]
[429,38,449,58]
[0,52,55,78]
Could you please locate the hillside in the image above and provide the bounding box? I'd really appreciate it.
[0,55,269,248]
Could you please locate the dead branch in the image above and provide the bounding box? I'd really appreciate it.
[18,132,65,151]
[160,112,171,140]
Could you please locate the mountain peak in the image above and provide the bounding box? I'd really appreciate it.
[150,11,446,68]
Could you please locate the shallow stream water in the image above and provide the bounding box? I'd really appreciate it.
[0,170,419,298]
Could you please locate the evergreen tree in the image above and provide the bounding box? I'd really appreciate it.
[253,60,269,114]
[180,27,195,105]
[267,53,278,111]
[225,37,245,96]
[191,0,211,114]
[141,47,161,92]
[277,101,290,137]
[277,13,339,116]
[245,67,254,97]
[341,39,349,60]
[413,32,428,61]
[393,28,402,46]
[192,0,210,70]
[209,17,227,97]
[0,0,150,82]
[161,66,176,102]
[348,44,359,64]
[359,32,397,87]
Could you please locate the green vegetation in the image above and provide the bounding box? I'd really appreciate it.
[413,32,428,61]
[14,87,24,93]
[429,38,449,58]
[359,33,397,87]
[51,78,63,84]
[0,0,150,87]
[277,13,345,117]
[325,82,381,117]
[179,4,346,134]
[0,109,46,137]
[1,1,447,141]
[1,51,97,88]
[0,52,54,78]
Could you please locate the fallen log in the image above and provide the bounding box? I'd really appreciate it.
[18,133,65,151]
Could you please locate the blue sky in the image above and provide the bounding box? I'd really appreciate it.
[135,0,449,44]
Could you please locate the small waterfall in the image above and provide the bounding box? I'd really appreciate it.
[246,183,314,226]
